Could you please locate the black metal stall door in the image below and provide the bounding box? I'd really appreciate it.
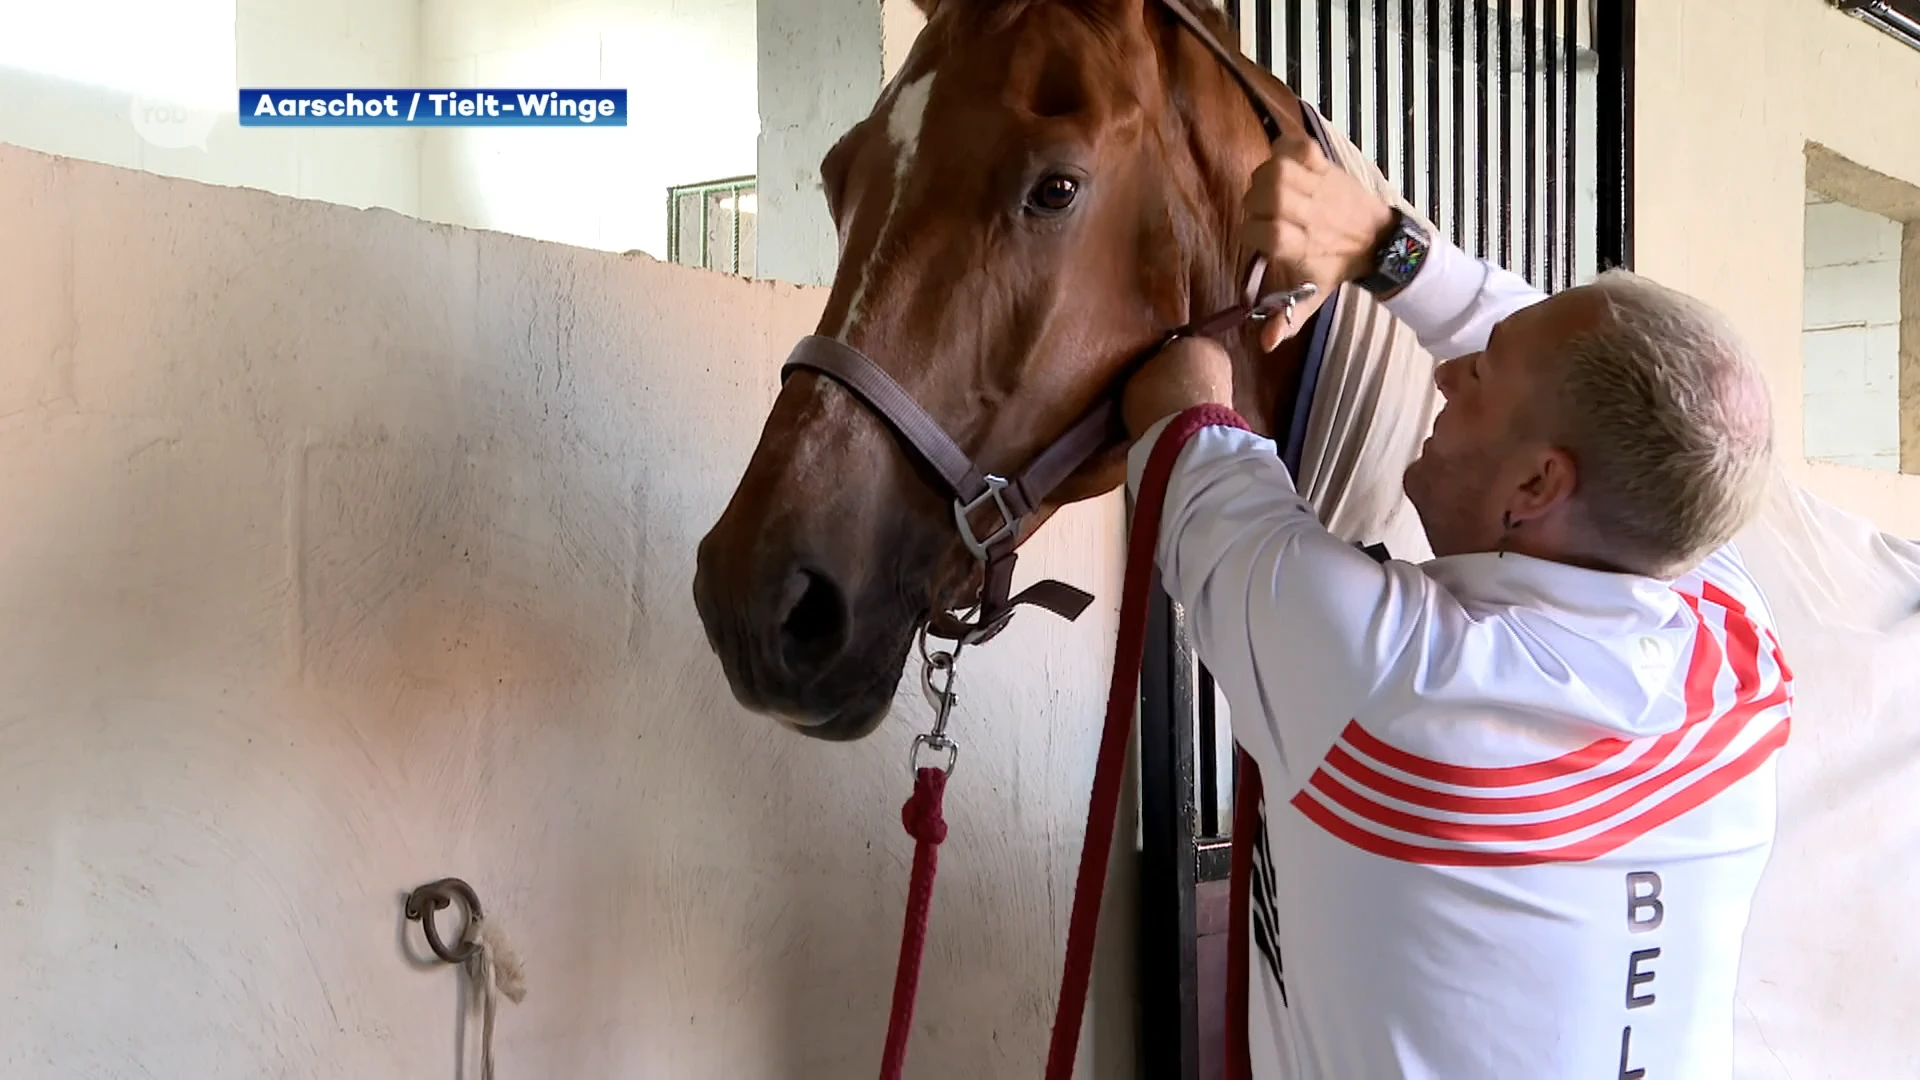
[1134,2,1635,1077]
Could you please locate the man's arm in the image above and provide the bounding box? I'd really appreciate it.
[1375,232,1547,359]
[1122,220,1550,779]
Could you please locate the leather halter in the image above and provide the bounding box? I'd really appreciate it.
[778,0,1339,646]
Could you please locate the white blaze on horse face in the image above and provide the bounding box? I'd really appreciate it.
[832,69,936,343]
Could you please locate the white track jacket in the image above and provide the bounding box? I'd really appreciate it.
[1125,238,1793,1080]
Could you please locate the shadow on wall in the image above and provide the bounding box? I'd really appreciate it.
[0,143,1132,1078]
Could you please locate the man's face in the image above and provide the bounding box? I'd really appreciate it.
[1403,289,1602,558]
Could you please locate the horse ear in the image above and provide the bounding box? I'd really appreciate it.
[909,0,940,15]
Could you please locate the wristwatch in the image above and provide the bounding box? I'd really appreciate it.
[1355,208,1431,297]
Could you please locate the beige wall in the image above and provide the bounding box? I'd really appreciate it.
[1636,0,1920,535]
[0,142,1134,1078]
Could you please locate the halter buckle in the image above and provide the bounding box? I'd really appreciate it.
[1247,282,1319,327]
[961,613,1013,646]
[953,474,1018,562]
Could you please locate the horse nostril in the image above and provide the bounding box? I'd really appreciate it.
[777,568,849,676]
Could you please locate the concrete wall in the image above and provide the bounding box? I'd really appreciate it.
[0,142,1134,1078]
[1637,0,1920,536]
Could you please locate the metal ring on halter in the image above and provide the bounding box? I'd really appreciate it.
[1248,282,1319,327]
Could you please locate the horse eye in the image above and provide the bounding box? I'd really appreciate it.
[1027,174,1080,214]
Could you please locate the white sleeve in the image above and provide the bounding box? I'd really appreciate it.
[1120,235,1547,780]
[1378,233,1548,360]
[1126,417,1440,781]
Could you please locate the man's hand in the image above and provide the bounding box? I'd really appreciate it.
[1240,132,1398,352]
[1123,336,1235,440]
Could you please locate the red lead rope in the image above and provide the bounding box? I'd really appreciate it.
[878,403,1259,1080]
[878,766,949,1080]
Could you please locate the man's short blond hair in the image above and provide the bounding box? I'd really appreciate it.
[1543,270,1773,579]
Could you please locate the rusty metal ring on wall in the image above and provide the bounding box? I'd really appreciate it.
[405,877,484,965]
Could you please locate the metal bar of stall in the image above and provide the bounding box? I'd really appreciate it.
[1198,666,1220,838]
[1564,0,1582,283]
[1139,581,1201,1080]
[1401,0,1416,202]
[1259,0,1276,72]
[1349,0,1365,151]
[1374,0,1390,176]
[1451,0,1466,243]
[1475,0,1491,258]
[1286,0,1304,90]
[1597,0,1636,270]
[1524,0,1538,283]
[1544,0,1559,288]
[1498,0,1513,268]
[1319,0,1336,121]
[1427,0,1442,233]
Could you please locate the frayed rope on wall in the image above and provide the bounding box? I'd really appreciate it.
[407,877,528,1079]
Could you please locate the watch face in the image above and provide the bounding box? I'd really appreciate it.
[1383,230,1427,279]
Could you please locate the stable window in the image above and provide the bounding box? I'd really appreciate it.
[1831,0,1920,53]
[667,175,758,277]
[1801,145,1920,473]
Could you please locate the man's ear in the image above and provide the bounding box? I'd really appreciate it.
[1507,445,1579,525]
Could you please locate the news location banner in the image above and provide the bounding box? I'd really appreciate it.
[238,88,627,127]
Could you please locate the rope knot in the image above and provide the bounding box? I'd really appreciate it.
[901,767,949,844]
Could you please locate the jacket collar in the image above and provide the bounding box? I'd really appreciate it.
[1422,551,1686,635]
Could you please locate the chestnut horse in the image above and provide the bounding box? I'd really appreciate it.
[693,0,1336,739]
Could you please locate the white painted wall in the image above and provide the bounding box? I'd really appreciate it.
[0,142,1135,1078]
[0,0,759,259]
[0,0,422,215]
[416,0,759,259]
[1801,192,1904,472]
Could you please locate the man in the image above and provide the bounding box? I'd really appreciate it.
[1121,133,1790,1078]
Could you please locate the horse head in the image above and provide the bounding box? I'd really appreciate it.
[694,0,1319,738]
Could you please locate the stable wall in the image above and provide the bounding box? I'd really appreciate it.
[1637,0,1920,535]
[0,142,1134,1078]
[417,0,759,259]
[0,0,422,216]
[0,0,758,260]
[1636,4,1920,1076]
